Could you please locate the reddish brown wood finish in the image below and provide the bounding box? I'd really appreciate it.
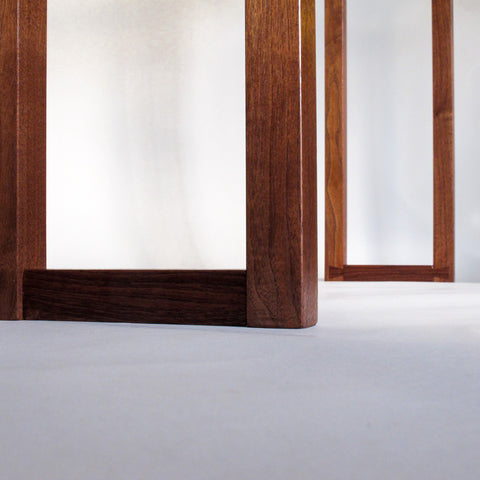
[0,0,46,319]
[1,0,318,327]
[329,266,450,282]
[432,0,455,282]
[325,0,347,282]
[324,0,454,283]
[246,0,317,328]
[23,270,247,325]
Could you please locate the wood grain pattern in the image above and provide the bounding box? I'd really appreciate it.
[325,0,346,281]
[0,0,18,319]
[324,0,455,283]
[246,0,317,328]
[3,1,317,327]
[0,0,46,319]
[329,265,450,282]
[432,0,455,282]
[23,270,247,325]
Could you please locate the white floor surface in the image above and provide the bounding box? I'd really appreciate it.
[1,282,480,480]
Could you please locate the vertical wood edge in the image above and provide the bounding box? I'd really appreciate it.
[324,0,347,281]
[19,0,47,268]
[300,0,318,327]
[17,0,47,316]
[0,0,19,318]
[432,0,455,282]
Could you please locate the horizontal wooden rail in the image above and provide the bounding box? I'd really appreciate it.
[23,270,246,325]
[328,265,451,282]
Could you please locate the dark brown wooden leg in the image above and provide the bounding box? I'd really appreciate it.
[432,0,455,282]
[0,0,46,319]
[246,0,318,328]
[325,0,347,282]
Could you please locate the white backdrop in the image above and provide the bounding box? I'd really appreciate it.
[47,0,480,281]
[346,0,434,266]
[47,0,246,270]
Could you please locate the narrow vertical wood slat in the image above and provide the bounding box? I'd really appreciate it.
[432,0,454,282]
[0,0,46,319]
[18,0,47,294]
[300,0,318,326]
[0,0,19,318]
[324,0,346,281]
[246,0,317,328]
